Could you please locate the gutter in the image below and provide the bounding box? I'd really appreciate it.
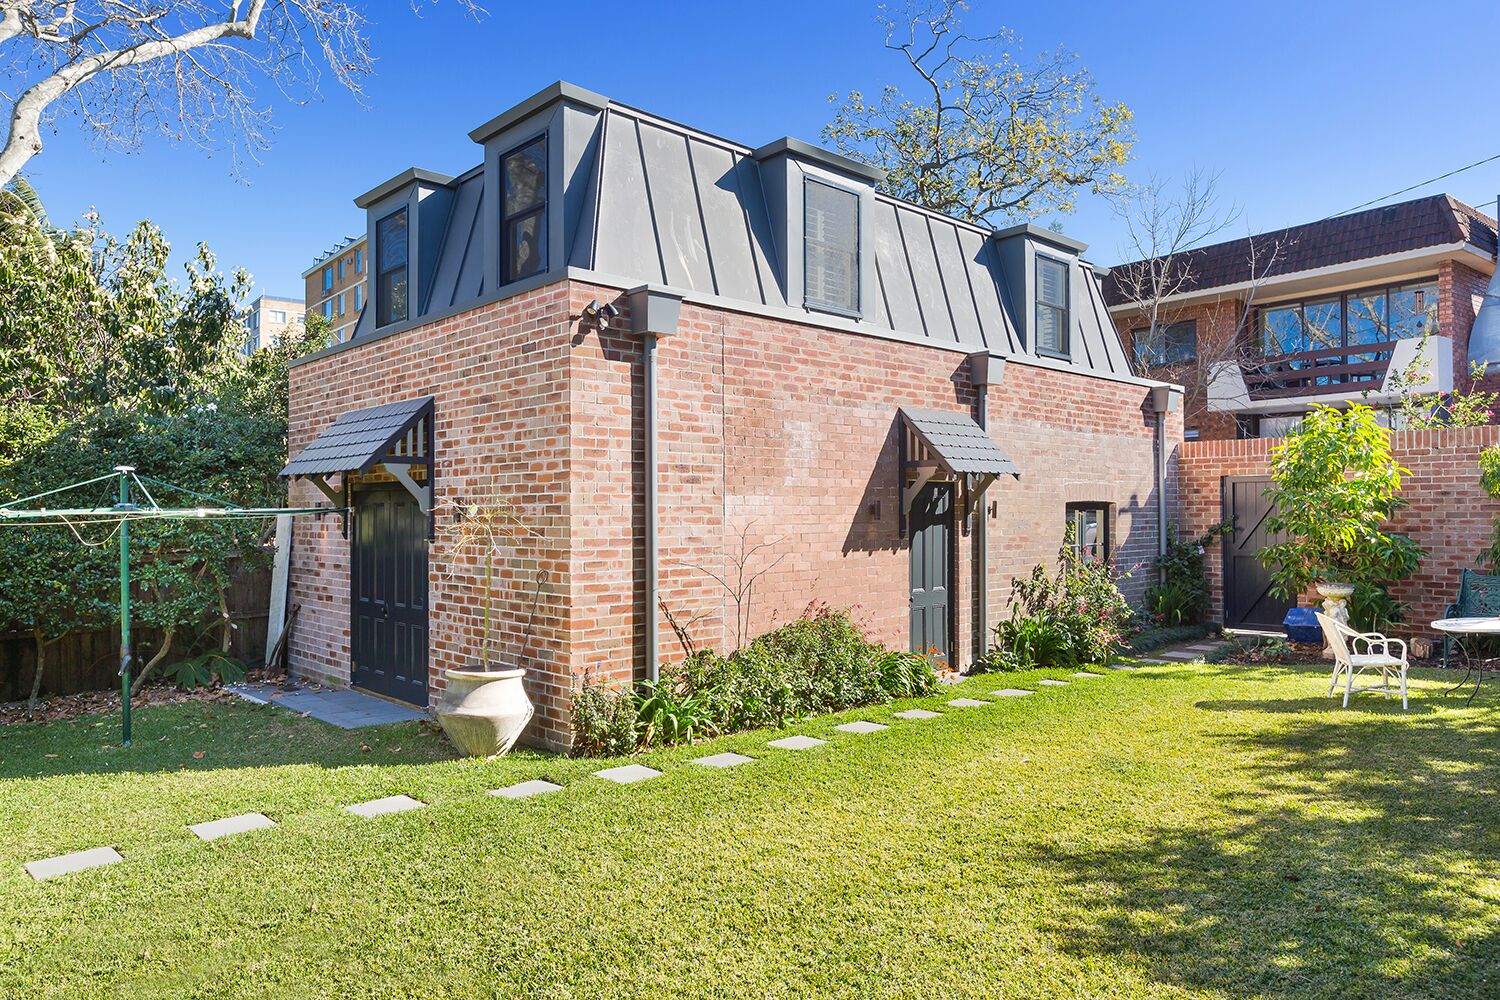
[1149,386,1180,579]
[969,352,1005,666]
[627,284,684,683]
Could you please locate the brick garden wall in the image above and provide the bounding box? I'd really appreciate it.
[1178,426,1500,635]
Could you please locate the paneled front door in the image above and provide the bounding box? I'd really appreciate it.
[351,484,429,705]
[909,482,953,669]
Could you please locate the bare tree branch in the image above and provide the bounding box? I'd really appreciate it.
[0,1,484,186]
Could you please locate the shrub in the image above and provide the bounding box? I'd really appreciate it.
[570,682,640,757]
[570,606,939,755]
[1144,522,1230,626]
[162,651,246,689]
[981,530,1132,671]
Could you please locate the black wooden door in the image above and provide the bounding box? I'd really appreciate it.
[351,485,429,705]
[909,483,953,669]
[1222,476,1294,629]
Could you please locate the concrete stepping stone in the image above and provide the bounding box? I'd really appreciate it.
[1159,651,1197,660]
[25,846,123,882]
[946,698,990,708]
[768,735,826,751]
[593,763,662,784]
[344,794,424,818]
[1038,679,1070,687]
[1186,643,1222,651]
[835,720,888,734]
[490,779,563,799]
[1108,663,1139,670]
[1071,671,1105,678]
[991,688,1034,697]
[692,752,755,769]
[188,812,276,841]
[893,708,941,719]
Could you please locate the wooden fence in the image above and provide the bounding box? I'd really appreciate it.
[0,566,272,702]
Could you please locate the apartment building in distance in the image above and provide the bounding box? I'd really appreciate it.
[1105,194,1499,439]
[242,293,305,353]
[303,235,368,343]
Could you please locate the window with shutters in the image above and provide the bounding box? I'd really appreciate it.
[376,207,409,327]
[1035,255,1069,358]
[501,136,548,284]
[803,178,860,317]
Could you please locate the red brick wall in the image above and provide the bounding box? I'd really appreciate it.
[1113,298,1245,441]
[1440,259,1488,377]
[286,285,579,747]
[1178,426,1500,635]
[569,281,1176,687]
[289,277,1178,750]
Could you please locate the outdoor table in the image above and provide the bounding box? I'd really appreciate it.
[1430,617,1500,705]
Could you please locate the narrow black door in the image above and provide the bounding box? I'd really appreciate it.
[909,483,953,669]
[351,485,429,705]
[1222,476,1294,629]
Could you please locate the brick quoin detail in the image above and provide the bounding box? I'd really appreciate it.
[289,278,1178,750]
[1178,426,1500,637]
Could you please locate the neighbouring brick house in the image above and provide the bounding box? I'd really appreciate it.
[281,82,1183,749]
[1104,194,1500,441]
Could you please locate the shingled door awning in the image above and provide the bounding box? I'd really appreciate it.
[282,396,436,536]
[898,406,1018,533]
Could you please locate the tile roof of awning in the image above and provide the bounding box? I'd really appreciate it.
[281,396,434,478]
[899,406,1019,477]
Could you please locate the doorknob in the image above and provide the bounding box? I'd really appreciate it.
[381,604,389,619]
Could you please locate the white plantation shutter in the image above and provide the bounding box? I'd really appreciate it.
[804,180,859,314]
[1034,256,1069,355]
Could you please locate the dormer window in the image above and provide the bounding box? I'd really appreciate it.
[803,178,860,316]
[502,137,547,284]
[376,207,409,327]
[1035,255,1070,358]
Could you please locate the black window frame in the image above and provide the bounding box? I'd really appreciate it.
[1034,253,1071,359]
[500,134,549,286]
[801,176,862,318]
[1254,276,1439,358]
[1132,319,1198,367]
[375,206,410,328]
[1065,502,1110,561]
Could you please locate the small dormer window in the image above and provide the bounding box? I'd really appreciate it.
[502,136,547,284]
[803,178,860,316]
[376,207,409,327]
[1035,255,1070,358]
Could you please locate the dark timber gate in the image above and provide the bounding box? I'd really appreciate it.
[351,484,429,705]
[1222,476,1293,629]
[909,482,953,669]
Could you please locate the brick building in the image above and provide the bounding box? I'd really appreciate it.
[1104,195,1500,440]
[281,82,1182,750]
[303,235,367,343]
[242,293,305,354]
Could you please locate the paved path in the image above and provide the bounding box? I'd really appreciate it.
[25,669,1125,881]
[1134,637,1232,665]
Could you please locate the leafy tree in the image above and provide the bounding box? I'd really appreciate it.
[1260,405,1424,628]
[823,0,1134,226]
[0,206,308,709]
[1381,334,1500,429]
[1479,446,1500,571]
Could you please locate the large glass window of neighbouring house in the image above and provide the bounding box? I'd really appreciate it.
[376,207,409,327]
[803,178,860,316]
[1035,255,1070,357]
[1256,279,1438,357]
[502,136,548,284]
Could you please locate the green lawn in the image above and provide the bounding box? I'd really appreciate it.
[0,661,1496,998]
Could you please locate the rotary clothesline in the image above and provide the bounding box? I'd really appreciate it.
[0,466,342,746]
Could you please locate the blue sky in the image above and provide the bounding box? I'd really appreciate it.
[23,0,1500,300]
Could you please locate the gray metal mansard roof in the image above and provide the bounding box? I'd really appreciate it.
[330,87,1138,383]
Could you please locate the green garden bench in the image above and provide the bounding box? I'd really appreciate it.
[1442,569,1500,667]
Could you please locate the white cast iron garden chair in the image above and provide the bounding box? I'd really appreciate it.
[1315,612,1409,710]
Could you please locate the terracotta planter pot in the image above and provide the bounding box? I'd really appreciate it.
[436,668,533,757]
